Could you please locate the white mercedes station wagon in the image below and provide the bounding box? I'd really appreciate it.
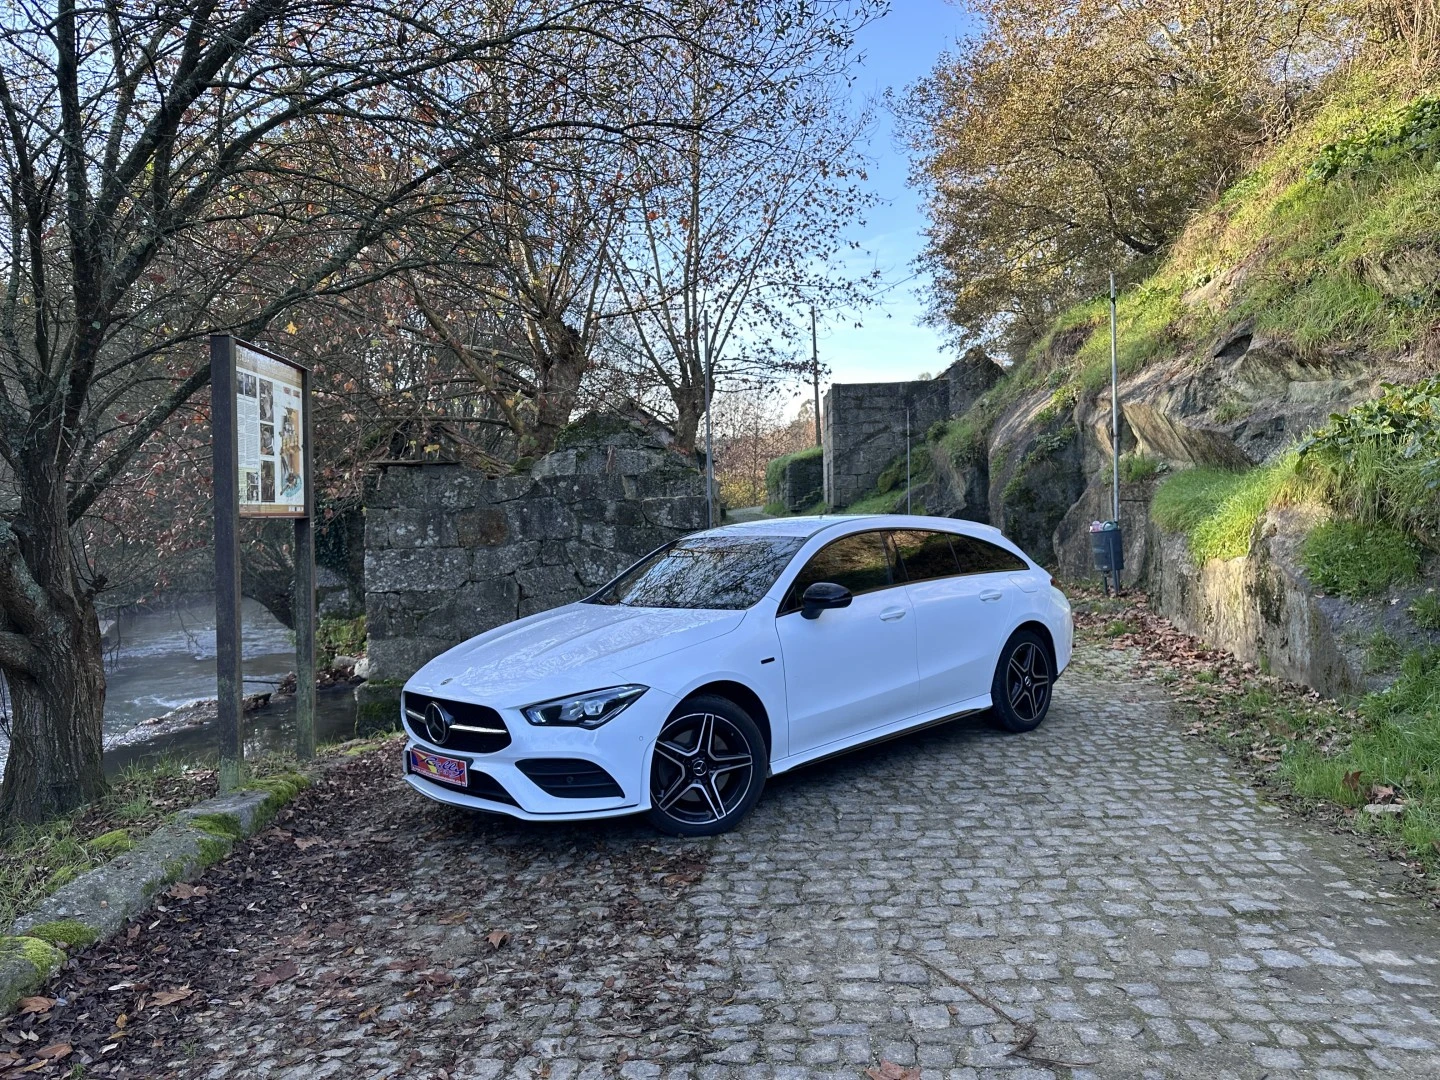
[400,515,1072,836]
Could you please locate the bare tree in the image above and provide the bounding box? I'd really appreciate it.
[0,0,709,824]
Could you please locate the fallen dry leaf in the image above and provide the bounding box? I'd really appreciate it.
[150,987,193,1008]
[34,1043,72,1062]
[16,998,53,1016]
[485,930,509,950]
[253,960,299,989]
[866,1062,921,1080]
[167,882,209,900]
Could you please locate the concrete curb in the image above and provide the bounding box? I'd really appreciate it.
[0,774,308,1015]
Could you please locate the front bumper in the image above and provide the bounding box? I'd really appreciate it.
[399,686,676,821]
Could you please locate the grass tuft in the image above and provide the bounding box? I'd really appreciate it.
[1150,459,1300,563]
[1301,519,1421,598]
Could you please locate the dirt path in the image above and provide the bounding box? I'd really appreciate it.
[7,646,1440,1078]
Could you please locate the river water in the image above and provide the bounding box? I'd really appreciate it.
[0,596,362,778]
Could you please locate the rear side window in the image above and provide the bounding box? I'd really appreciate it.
[891,529,961,583]
[781,531,893,613]
[951,533,1028,574]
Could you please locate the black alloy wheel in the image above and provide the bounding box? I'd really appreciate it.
[991,629,1054,733]
[647,694,766,837]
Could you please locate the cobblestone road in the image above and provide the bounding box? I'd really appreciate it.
[33,647,1440,1078]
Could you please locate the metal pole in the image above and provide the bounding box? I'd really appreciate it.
[905,407,912,515]
[210,334,243,792]
[294,363,316,761]
[810,305,821,447]
[703,312,715,528]
[1110,272,1120,524]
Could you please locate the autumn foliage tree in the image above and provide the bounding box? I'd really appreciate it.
[900,0,1358,349]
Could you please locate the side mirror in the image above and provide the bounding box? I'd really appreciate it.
[801,581,853,620]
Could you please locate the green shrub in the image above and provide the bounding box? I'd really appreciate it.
[1302,519,1421,598]
[1298,378,1440,547]
[318,615,366,666]
[1311,93,1440,182]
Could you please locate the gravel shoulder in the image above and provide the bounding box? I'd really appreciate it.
[5,645,1440,1078]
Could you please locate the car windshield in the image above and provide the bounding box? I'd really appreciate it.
[586,534,806,610]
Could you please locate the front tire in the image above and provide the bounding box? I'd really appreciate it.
[991,629,1054,733]
[646,695,766,837]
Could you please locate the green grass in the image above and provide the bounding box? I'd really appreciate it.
[1301,519,1421,598]
[844,488,903,515]
[1364,629,1406,673]
[1411,593,1440,631]
[1281,647,1440,861]
[1118,452,1160,484]
[1149,459,1299,562]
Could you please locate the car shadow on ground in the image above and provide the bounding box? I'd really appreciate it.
[427,705,1023,851]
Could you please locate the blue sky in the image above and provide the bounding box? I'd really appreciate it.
[814,0,976,391]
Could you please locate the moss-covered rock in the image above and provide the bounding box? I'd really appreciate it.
[25,920,99,949]
[88,828,133,854]
[0,936,64,1013]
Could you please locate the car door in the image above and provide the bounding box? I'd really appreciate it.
[894,529,1019,713]
[774,530,919,756]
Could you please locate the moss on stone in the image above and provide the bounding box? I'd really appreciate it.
[196,837,232,869]
[25,920,99,949]
[44,865,79,891]
[187,812,243,841]
[88,828,133,854]
[555,412,636,450]
[241,771,310,813]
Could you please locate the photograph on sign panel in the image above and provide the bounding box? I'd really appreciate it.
[260,460,276,503]
[259,380,274,423]
[240,372,257,398]
[244,470,260,503]
[259,423,275,457]
[279,408,302,501]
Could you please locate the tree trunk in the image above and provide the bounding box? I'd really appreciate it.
[0,601,106,826]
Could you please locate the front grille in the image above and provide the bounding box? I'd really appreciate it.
[404,693,512,754]
[517,758,625,800]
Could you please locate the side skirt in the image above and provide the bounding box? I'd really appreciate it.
[772,704,990,776]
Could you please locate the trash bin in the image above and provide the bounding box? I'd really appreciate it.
[1089,520,1124,594]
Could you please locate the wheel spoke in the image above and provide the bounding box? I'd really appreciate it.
[697,712,716,757]
[1009,655,1027,681]
[654,743,692,771]
[658,776,696,811]
[694,777,723,820]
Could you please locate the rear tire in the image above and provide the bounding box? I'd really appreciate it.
[646,694,766,837]
[991,629,1054,733]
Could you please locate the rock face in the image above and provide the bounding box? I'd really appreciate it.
[1143,508,1364,698]
[823,348,1003,508]
[767,450,824,512]
[364,420,707,682]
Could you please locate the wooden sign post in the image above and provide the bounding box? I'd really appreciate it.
[210,334,317,791]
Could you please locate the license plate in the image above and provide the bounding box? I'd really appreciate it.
[410,747,468,788]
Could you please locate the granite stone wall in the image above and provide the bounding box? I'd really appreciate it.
[364,424,707,682]
[823,349,1003,509]
[766,450,824,513]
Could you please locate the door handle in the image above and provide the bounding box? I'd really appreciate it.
[879,608,907,621]
[979,589,1004,602]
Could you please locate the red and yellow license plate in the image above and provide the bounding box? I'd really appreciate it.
[410,747,468,788]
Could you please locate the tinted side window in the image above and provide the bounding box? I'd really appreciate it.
[891,529,961,583]
[782,532,892,612]
[952,534,1028,574]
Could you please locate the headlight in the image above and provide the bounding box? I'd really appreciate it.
[522,685,647,729]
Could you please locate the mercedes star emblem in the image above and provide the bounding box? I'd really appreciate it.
[423,701,453,745]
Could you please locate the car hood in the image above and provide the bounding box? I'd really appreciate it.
[407,602,745,706]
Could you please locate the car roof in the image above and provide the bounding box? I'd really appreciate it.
[695,514,1011,542]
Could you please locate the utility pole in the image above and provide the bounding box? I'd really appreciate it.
[1109,272,1120,524]
[703,311,715,529]
[810,305,821,446]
